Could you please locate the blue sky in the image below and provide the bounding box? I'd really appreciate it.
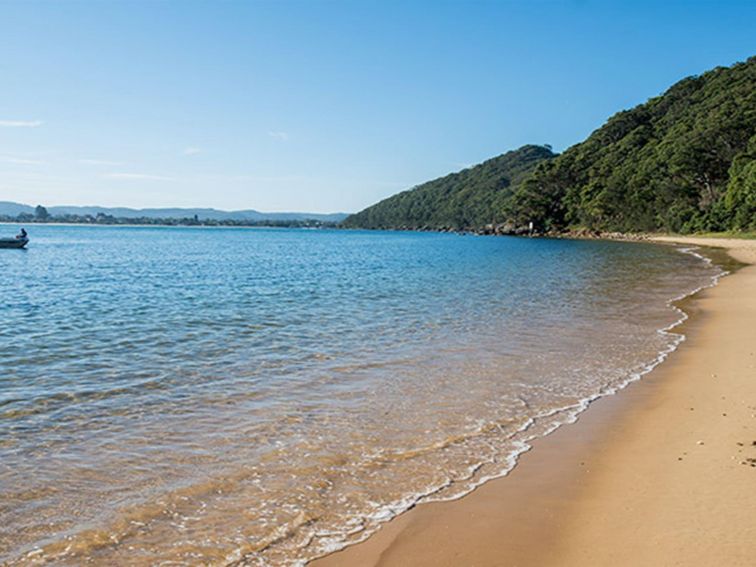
[0,1,753,213]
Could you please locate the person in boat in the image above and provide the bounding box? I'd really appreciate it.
[16,228,27,239]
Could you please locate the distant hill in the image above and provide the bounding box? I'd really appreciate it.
[341,145,556,230]
[0,201,34,217]
[508,56,756,233]
[0,202,349,223]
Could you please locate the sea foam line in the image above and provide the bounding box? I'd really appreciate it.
[242,245,727,567]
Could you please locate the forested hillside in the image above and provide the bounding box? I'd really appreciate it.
[345,57,755,234]
[341,145,555,229]
[508,57,755,233]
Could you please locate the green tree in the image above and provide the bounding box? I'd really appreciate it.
[35,205,50,221]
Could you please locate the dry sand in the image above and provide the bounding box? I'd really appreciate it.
[313,236,756,567]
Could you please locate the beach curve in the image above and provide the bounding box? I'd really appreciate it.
[311,236,756,567]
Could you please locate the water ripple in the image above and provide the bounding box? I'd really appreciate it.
[0,226,718,565]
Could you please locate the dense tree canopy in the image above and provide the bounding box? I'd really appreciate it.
[509,57,755,233]
[345,57,755,234]
[341,145,555,230]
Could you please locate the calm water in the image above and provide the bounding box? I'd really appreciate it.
[0,226,718,565]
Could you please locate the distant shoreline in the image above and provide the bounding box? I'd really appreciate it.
[5,222,753,243]
[0,219,338,230]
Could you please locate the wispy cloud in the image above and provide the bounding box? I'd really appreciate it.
[1,156,46,165]
[79,158,123,166]
[0,120,44,128]
[183,146,201,155]
[105,172,174,181]
[268,131,289,141]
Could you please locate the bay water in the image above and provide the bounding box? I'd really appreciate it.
[0,226,719,565]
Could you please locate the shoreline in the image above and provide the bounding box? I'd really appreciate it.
[0,221,335,230]
[312,236,756,566]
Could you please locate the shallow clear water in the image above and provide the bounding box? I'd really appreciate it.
[0,226,718,565]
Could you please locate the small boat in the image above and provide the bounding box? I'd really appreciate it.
[0,237,29,249]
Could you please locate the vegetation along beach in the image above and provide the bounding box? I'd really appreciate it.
[1,2,754,566]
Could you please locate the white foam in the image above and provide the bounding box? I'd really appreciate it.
[290,245,726,567]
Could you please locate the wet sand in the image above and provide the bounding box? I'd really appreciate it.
[313,236,756,567]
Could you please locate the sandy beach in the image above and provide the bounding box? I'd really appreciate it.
[313,236,756,567]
